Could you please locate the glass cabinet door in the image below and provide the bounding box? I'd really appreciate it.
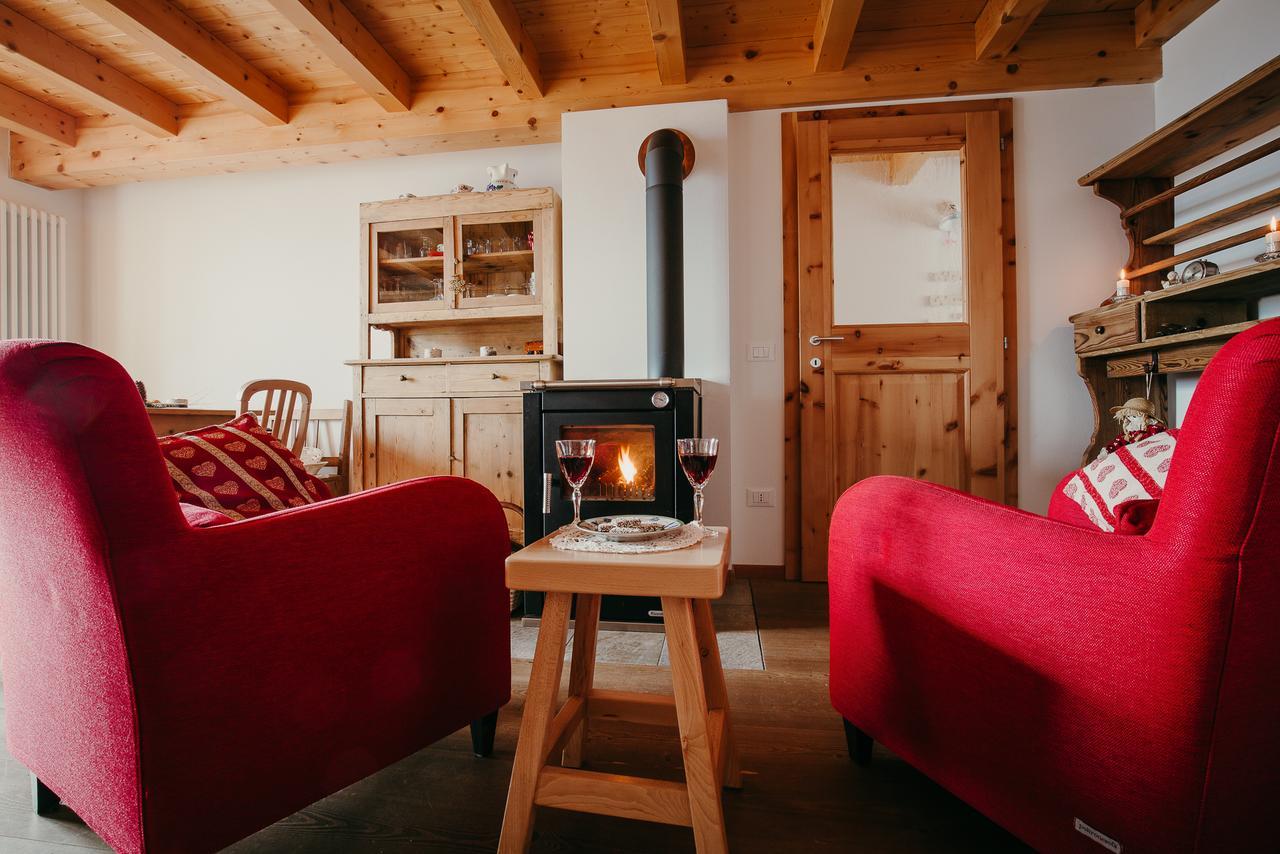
[370,216,451,314]
[456,211,539,309]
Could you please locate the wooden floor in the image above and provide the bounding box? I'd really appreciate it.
[0,580,1029,853]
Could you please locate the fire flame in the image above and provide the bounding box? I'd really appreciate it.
[618,446,638,484]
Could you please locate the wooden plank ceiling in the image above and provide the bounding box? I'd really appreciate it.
[0,0,1217,189]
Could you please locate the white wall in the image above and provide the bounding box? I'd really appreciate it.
[561,101,732,529]
[84,144,561,407]
[1154,0,1280,420]
[0,132,86,341]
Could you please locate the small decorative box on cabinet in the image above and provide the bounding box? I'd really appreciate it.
[347,188,563,527]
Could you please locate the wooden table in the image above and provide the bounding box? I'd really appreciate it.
[145,407,234,437]
[500,528,741,853]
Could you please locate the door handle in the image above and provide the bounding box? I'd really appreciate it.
[809,335,845,345]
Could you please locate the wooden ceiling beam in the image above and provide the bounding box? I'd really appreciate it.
[264,0,413,112]
[12,11,1160,188]
[77,0,289,126]
[456,0,544,99]
[0,2,178,137]
[975,0,1051,60]
[0,82,75,147]
[645,0,687,85]
[813,0,867,73]
[1134,0,1221,49]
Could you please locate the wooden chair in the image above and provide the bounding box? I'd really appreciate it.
[314,400,353,497]
[238,379,312,456]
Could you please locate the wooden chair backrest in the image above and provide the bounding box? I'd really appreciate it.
[238,379,312,456]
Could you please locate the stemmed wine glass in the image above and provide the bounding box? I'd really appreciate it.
[556,439,596,528]
[677,437,718,535]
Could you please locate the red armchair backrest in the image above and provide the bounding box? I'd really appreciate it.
[0,339,186,853]
[1148,318,1280,846]
[1154,318,1280,559]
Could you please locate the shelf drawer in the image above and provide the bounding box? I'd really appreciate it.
[448,361,540,393]
[1074,303,1140,354]
[363,365,448,396]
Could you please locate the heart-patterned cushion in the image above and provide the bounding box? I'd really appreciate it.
[1059,429,1178,533]
[158,412,331,521]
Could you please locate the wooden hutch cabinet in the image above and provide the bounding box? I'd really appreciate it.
[347,188,562,517]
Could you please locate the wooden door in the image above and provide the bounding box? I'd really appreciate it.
[361,397,452,488]
[451,397,523,509]
[795,107,1010,580]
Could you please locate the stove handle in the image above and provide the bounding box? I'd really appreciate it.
[542,472,553,514]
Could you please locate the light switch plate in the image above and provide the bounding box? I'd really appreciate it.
[748,344,774,362]
[746,488,775,507]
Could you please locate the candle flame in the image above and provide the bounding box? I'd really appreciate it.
[1271,216,1277,232]
[618,446,638,484]
[1119,269,1127,280]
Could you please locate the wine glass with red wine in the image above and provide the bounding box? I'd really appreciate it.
[677,437,718,535]
[555,439,596,528]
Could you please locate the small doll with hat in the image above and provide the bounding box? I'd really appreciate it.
[1097,397,1166,460]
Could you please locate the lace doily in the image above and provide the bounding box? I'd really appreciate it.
[550,524,707,553]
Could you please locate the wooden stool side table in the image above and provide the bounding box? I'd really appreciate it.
[499,528,741,854]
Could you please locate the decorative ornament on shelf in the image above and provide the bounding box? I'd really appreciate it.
[1096,397,1166,461]
[485,164,518,192]
[451,184,474,194]
[1257,216,1280,263]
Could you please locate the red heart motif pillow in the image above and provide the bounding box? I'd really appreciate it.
[159,412,331,520]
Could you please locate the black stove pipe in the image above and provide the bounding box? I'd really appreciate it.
[644,129,686,379]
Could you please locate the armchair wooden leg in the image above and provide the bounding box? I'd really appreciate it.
[32,775,58,815]
[843,719,873,765]
[471,710,499,758]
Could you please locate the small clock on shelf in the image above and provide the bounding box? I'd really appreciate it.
[1163,259,1220,289]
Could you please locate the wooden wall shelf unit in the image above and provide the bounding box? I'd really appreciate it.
[1078,55,1280,294]
[347,188,562,524]
[1072,57,1280,462]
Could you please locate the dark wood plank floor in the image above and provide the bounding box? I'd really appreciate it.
[0,580,1029,852]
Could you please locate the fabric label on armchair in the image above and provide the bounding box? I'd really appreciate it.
[1074,818,1122,853]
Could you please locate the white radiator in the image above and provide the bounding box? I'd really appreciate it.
[0,201,66,340]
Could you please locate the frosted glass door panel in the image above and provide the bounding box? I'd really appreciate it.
[831,151,965,325]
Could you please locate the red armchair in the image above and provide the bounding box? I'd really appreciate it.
[0,340,511,854]
[829,318,1280,853]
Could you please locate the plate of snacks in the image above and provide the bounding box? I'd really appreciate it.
[576,515,684,542]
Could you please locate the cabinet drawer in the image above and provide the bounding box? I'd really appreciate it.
[363,365,447,396]
[448,362,540,393]
[1074,303,1139,354]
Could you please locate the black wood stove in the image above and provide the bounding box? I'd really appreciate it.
[521,128,702,629]
[521,378,701,627]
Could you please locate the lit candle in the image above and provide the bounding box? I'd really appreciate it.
[1115,269,1131,299]
[1267,216,1280,251]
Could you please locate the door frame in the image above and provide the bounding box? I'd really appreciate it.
[780,99,1019,581]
